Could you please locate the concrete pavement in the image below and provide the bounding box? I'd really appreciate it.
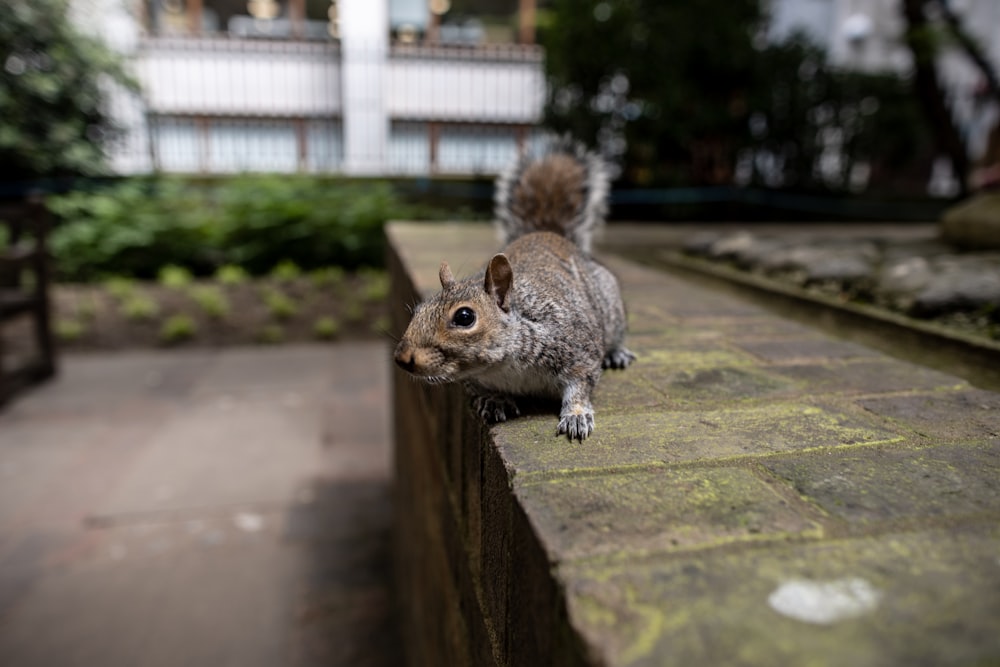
[0,342,400,667]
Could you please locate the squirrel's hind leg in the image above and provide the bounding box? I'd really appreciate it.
[465,384,521,424]
[603,346,636,370]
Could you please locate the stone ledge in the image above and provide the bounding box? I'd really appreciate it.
[388,222,1000,667]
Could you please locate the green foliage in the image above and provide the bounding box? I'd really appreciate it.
[269,260,302,282]
[256,324,285,344]
[215,264,249,286]
[343,298,365,324]
[313,316,341,340]
[48,179,218,281]
[359,268,390,303]
[309,266,346,288]
[103,275,136,301]
[119,293,160,321]
[371,314,391,336]
[55,318,84,341]
[260,286,298,320]
[0,0,137,180]
[190,285,230,319]
[215,176,400,274]
[158,264,194,289]
[47,176,411,282]
[160,315,196,343]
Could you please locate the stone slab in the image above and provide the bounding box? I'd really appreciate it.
[762,441,1000,527]
[516,466,822,561]
[561,525,1000,667]
[495,403,901,475]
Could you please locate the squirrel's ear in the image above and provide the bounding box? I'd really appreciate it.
[439,261,455,289]
[485,254,513,312]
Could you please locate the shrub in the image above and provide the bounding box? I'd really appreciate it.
[269,260,302,282]
[359,268,390,302]
[313,316,340,340]
[309,266,346,288]
[119,293,160,321]
[260,286,298,320]
[55,318,84,341]
[160,315,196,343]
[48,179,217,281]
[47,176,413,281]
[215,264,249,286]
[103,276,136,301]
[256,323,285,344]
[190,285,229,319]
[158,264,194,289]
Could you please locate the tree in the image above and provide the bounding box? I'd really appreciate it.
[542,0,763,186]
[0,0,136,183]
[541,0,933,195]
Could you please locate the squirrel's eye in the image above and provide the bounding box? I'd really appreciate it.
[451,307,476,327]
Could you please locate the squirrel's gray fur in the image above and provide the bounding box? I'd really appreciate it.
[393,138,634,440]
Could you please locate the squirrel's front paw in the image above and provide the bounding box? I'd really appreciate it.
[473,395,520,424]
[557,408,595,441]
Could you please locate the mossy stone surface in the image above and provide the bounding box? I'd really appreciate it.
[562,526,1000,667]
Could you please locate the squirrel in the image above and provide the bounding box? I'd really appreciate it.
[393,138,635,440]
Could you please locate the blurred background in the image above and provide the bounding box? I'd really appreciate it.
[3,0,1000,214]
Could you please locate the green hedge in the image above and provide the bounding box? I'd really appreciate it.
[47,176,419,281]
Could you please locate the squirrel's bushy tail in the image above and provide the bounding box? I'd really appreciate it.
[494,137,609,254]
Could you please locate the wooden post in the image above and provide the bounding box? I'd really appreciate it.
[187,0,203,35]
[289,0,305,39]
[518,0,535,44]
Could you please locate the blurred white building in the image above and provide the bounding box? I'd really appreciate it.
[73,0,544,175]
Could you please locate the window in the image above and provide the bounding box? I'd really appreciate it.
[145,0,337,40]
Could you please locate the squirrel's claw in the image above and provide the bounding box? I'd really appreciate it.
[474,395,520,424]
[557,410,595,441]
[603,347,637,370]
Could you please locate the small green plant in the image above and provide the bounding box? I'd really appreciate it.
[160,315,197,343]
[370,314,391,336]
[119,294,160,321]
[360,269,389,302]
[269,260,302,282]
[75,295,99,321]
[309,266,345,288]
[260,286,298,320]
[158,264,194,289]
[313,316,341,340]
[190,285,230,319]
[55,318,85,342]
[103,276,135,301]
[256,323,285,344]
[215,264,249,286]
[344,298,365,323]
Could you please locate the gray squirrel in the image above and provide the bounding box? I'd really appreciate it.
[393,138,635,440]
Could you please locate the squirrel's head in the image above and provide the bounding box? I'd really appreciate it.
[394,254,513,383]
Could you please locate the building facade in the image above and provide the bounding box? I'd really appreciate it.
[75,0,544,176]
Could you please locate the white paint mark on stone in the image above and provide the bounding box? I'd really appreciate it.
[234,512,264,532]
[768,577,881,625]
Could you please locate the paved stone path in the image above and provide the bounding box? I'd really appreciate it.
[0,343,400,667]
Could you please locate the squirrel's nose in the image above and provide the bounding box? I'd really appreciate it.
[394,344,416,373]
